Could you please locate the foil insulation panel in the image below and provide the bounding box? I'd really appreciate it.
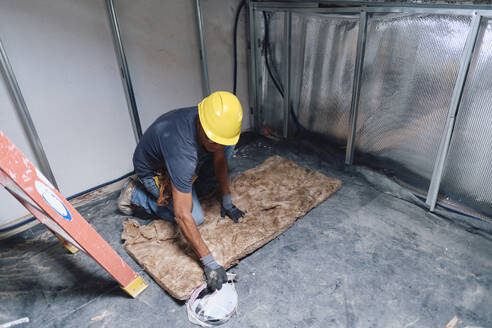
[440,19,492,216]
[259,12,359,141]
[354,14,472,189]
[254,10,491,217]
[259,11,286,133]
[294,13,359,143]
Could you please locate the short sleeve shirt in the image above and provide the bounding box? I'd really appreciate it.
[132,107,206,194]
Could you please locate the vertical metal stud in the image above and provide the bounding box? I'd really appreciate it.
[0,37,58,189]
[105,0,142,142]
[345,10,368,167]
[247,1,259,132]
[292,15,307,132]
[253,8,263,133]
[283,11,292,138]
[195,0,211,97]
[426,13,482,211]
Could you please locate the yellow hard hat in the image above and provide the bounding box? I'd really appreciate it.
[198,91,243,146]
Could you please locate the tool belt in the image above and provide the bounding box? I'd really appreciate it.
[153,169,198,207]
[153,170,172,207]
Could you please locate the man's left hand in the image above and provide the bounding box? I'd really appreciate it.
[221,194,244,223]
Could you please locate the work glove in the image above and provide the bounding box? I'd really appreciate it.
[221,194,244,223]
[201,254,228,292]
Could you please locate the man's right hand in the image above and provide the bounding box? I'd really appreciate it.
[221,194,244,223]
[201,254,228,291]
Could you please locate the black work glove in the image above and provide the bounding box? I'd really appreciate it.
[201,254,228,292]
[221,194,244,223]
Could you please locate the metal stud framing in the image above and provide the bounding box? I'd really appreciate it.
[247,1,261,133]
[105,0,143,142]
[195,0,211,97]
[426,13,482,211]
[253,6,263,133]
[282,11,292,138]
[345,10,368,167]
[0,37,59,189]
[248,1,491,211]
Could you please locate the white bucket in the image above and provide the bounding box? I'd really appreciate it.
[186,273,238,327]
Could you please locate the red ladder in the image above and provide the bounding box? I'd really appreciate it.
[0,130,147,298]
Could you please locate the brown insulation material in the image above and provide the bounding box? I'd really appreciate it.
[122,155,342,300]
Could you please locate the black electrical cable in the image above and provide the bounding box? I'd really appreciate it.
[233,7,304,132]
[233,0,246,95]
[262,11,306,133]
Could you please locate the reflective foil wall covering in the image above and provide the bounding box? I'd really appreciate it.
[254,8,491,218]
[259,12,359,142]
[293,14,358,143]
[355,14,471,189]
[259,11,286,133]
[441,19,492,216]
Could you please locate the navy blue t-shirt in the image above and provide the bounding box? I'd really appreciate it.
[133,107,206,194]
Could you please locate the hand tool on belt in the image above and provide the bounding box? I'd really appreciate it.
[153,170,172,206]
[153,169,198,206]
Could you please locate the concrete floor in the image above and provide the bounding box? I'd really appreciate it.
[1,135,491,328]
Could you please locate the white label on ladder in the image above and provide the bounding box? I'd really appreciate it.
[35,167,55,189]
[34,180,72,221]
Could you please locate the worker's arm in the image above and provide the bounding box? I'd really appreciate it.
[172,185,227,291]
[213,149,244,223]
[172,185,209,258]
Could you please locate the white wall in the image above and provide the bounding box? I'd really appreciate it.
[115,0,251,131]
[0,0,250,227]
[0,71,43,224]
[0,0,136,225]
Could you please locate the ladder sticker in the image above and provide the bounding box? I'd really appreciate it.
[36,167,55,189]
[34,180,72,221]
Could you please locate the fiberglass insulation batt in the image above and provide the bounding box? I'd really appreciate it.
[122,156,342,300]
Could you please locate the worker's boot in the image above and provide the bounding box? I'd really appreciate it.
[118,178,136,215]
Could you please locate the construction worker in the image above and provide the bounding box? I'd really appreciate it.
[117,91,244,292]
